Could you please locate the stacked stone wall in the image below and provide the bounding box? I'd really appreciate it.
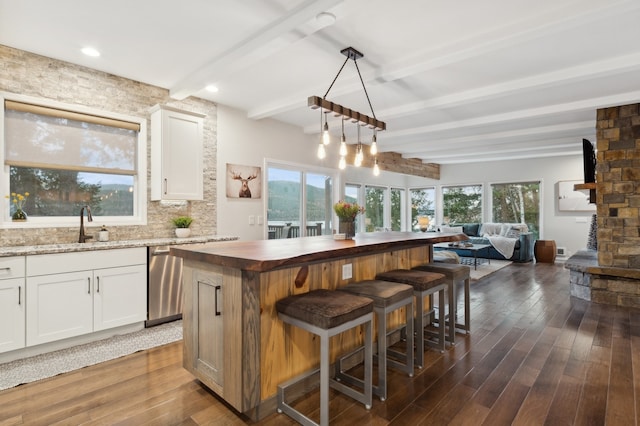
[0,44,217,245]
[595,103,640,268]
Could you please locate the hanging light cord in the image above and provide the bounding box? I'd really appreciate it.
[321,55,377,121]
[322,56,350,100]
[353,59,377,120]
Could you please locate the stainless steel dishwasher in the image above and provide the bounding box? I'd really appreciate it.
[146,245,183,327]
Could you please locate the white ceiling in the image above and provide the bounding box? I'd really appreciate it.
[1,0,639,165]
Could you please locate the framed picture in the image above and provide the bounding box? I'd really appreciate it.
[226,163,262,199]
[557,180,596,212]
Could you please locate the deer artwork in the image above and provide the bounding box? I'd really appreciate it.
[231,171,258,198]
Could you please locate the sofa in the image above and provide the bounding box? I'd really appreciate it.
[435,222,534,263]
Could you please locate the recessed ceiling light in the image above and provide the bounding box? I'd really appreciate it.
[205,85,219,93]
[81,47,100,57]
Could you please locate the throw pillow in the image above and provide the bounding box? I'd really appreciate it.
[462,223,480,237]
[480,223,502,236]
[505,227,521,239]
[440,225,464,233]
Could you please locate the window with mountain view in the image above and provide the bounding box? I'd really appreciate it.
[267,165,333,238]
[3,98,145,224]
[491,181,540,239]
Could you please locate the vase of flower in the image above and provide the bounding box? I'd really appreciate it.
[7,192,29,222]
[12,208,28,222]
[334,200,365,239]
[339,219,356,239]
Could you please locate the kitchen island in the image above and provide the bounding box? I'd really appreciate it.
[171,231,467,420]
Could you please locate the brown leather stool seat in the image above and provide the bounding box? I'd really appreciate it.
[336,280,414,401]
[375,269,447,368]
[276,289,374,426]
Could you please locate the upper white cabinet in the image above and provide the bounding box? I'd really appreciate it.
[150,105,205,201]
[0,257,26,353]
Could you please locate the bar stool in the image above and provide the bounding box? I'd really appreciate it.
[276,289,374,426]
[375,269,447,368]
[335,279,414,401]
[413,262,471,340]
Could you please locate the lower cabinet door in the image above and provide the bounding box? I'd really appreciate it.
[27,271,93,346]
[94,264,147,331]
[192,269,224,388]
[0,278,26,353]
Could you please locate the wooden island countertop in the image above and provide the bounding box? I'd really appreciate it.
[170,231,468,272]
[171,231,467,420]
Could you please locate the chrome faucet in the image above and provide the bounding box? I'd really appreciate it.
[79,205,93,243]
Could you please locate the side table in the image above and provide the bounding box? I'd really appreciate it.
[534,240,556,263]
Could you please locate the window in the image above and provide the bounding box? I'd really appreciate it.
[365,185,386,232]
[390,187,405,231]
[2,96,146,225]
[491,181,540,239]
[344,183,363,232]
[266,163,334,238]
[410,187,435,231]
[442,184,482,224]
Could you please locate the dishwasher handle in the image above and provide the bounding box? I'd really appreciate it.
[151,248,171,256]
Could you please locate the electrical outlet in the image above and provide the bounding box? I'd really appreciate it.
[342,263,353,280]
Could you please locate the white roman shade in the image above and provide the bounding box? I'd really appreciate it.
[4,100,139,175]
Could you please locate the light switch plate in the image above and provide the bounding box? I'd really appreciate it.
[257,216,263,225]
[249,215,255,225]
[342,263,353,280]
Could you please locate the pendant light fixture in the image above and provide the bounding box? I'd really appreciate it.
[309,47,386,175]
[317,108,326,159]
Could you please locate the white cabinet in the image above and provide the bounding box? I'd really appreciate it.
[26,248,146,346]
[27,271,94,346]
[150,105,205,201]
[0,257,26,353]
[93,264,146,331]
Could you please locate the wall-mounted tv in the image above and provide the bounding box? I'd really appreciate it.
[583,138,596,183]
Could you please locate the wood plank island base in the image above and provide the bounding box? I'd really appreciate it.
[171,231,467,421]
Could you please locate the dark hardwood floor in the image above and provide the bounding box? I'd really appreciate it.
[2,262,639,425]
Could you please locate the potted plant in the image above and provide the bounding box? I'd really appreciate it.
[333,200,365,239]
[172,216,193,238]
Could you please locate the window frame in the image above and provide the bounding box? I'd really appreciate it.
[265,159,339,238]
[489,179,542,239]
[1,92,147,228]
[441,183,484,225]
[409,186,436,232]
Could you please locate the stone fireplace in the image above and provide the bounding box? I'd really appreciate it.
[567,102,640,306]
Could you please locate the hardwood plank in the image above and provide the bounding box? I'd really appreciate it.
[512,346,571,424]
[574,346,610,425]
[605,309,635,425]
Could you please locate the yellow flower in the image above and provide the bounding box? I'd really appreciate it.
[7,192,29,210]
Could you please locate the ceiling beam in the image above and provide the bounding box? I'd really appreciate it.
[169,0,344,100]
[252,0,640,123]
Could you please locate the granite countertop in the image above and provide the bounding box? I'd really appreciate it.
[0,235,238,257]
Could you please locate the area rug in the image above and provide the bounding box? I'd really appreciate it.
[0,320,183,391]
[467,259,512,281]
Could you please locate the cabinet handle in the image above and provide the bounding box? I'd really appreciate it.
[18,285,21,305]
[97,276,100,293]
[88,277,91,294]
[215,285,221,316]
[164,178,168,195]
